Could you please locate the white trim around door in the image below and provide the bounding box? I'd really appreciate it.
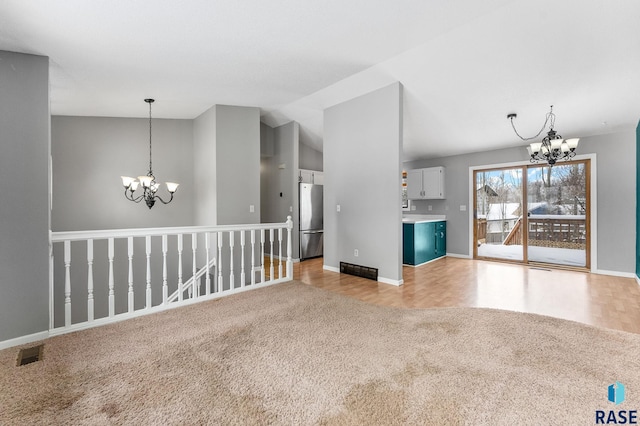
[468,153,597,271]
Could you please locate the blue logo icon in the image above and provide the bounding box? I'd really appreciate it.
[609,382,626,405]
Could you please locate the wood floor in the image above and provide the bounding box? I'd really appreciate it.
[290,256,640,334]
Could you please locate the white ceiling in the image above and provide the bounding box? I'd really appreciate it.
[1,0,639,161]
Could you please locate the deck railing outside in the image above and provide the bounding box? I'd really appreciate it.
[477,215,586,249]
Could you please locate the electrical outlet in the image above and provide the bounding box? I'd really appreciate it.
[289,206,293,212]
[428,205,432,211]
[354,249,359,257]
[337,204,341,212]
[411,205,416,211]
[460,205,467,211]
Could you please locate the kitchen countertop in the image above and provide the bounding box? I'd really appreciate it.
[402,214,446,224]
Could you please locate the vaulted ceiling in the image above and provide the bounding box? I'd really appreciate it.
[2,0,639,161]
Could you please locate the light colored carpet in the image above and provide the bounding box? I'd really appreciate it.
[1,281,639,425]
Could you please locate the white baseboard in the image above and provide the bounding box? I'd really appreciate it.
[322,264,402,286]
[0,330,49,351]
[446,253,471,259]
[592,269,637,279]
[378,276,403,286]
[636,275,640,286]
[323,265,339,273]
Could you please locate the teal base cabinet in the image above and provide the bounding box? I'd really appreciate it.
[403,221,446,266]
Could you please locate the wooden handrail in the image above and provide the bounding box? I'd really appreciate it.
[503,217,523,246]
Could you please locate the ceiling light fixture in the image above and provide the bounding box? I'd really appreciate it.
[507,105,579,166]
[121,99,179,209]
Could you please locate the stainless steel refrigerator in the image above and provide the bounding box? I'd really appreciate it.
[299,183,323,260]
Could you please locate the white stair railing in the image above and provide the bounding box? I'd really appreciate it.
[166,256,217,304]
[49,217,293,336]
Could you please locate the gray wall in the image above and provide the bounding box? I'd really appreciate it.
[206,105,261,288]
[637,121,640,279]
[404,129,636,274]
[260,123,276,224]
[260,121,300,258]
[51,115,195,326]
[193,106,218,226]
[52,116,194,231]
[299,141,323,171]
[324,82,403,283]
[215,105,261,225]
[0,51,50,342]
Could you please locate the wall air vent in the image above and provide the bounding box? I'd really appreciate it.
[17,344,44,366]
[340,261,378,281]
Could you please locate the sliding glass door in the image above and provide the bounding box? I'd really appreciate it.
[526,162,589,268]
[474,160,590,269]
[474,167,524,262]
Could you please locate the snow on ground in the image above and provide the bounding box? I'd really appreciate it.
[477,244,586,266]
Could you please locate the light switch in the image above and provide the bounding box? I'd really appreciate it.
[336,204,341,212]
[249,205,255,213]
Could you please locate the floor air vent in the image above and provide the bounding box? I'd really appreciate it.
[340,262,378,281]
[17,344,44,366]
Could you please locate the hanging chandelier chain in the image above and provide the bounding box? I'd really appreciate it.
[509,105,580,167]
[120,98,179,209]
[148,99,153,176]
[509,105,554,141]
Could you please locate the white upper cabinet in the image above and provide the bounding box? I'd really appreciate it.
[312,171,324,185]
[406,169,424,200]
[299,169,323,184]
[406,167,445,199]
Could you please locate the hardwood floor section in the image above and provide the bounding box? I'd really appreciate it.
[288,256,640,334]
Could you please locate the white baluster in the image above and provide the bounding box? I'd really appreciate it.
[217,232,223,292]
[250,230,256,286]
[87,239,94,322]
[260,229,265,284]
[191,233,197,298]
[64,240,71,327]
[205,233,211,296]
[162,235,168,305]
[177,234,183,302]
[229,231,235,289]
[278,227,283,279]
[240,231,246,287]
[145,235,152,308]
[49,241,54,330]
[127,236,134,313]
[269,229,274,282]
[286,216,293,279]
[108,238,115,317]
